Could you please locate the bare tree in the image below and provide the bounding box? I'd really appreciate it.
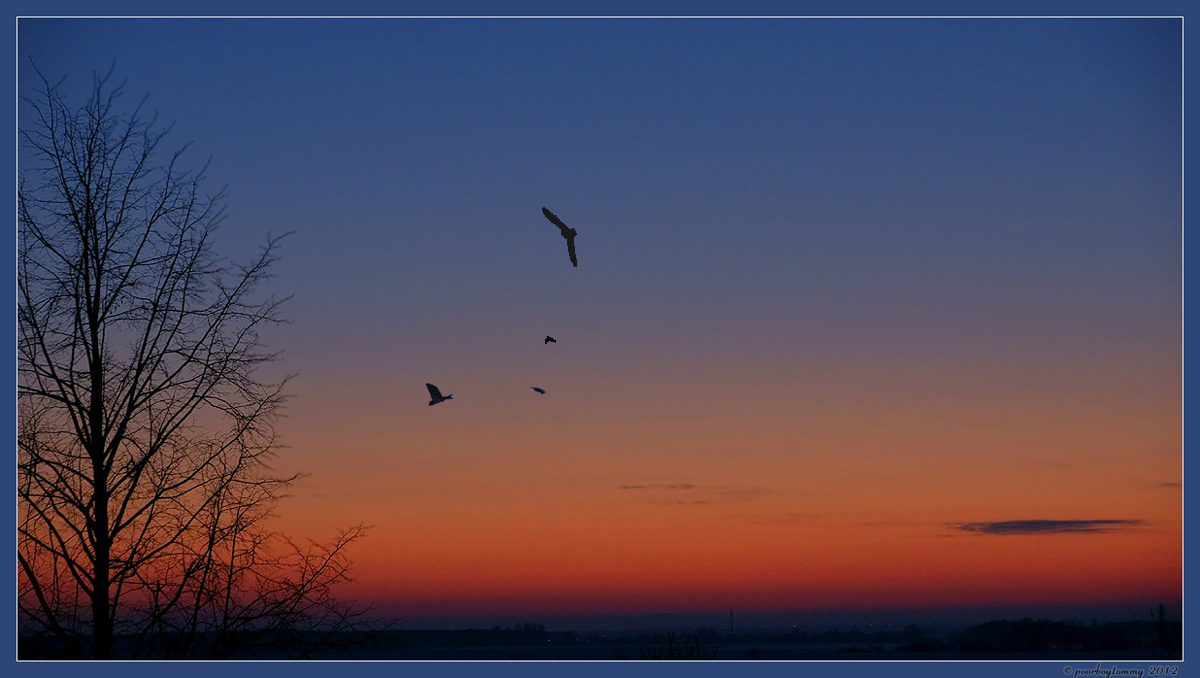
[18,66,367,659]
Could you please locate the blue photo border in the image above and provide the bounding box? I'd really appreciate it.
[5,1,1192,677]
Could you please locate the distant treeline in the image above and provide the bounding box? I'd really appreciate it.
[682,617,1180,654]
[683,617,1182,655]
[947,618,1180,655]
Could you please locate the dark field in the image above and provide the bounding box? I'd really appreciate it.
[22,617,1180,660]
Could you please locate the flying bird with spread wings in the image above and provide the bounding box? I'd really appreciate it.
[426,383,453,406]
[545,335,556,344]
[541,207,577,267]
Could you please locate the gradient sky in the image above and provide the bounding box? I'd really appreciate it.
[17,17,1182,626]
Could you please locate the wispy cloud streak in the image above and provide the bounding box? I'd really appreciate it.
[618,482,766,506]
[951,519,1145,535]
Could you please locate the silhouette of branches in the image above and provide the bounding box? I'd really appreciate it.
[18,65,366,659]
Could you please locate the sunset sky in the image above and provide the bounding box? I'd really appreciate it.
[17,16,1182,628]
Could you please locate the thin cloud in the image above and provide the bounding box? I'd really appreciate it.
[951,519,1146,535]
[619,483,765,506]
[1158,482,1182,488]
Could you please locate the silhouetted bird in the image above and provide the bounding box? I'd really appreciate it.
[545,336,556,344]
[426,383,453,406]
[541,207,578,267]
[531,387,546,394]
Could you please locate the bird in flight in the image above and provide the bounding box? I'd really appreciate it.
[545,335,556,344]
[426,383,453,406]
[531,387,546,394]
[541,207,578,267]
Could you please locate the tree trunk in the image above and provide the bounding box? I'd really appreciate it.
[87,245,112,660]
[91,462,112,659]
